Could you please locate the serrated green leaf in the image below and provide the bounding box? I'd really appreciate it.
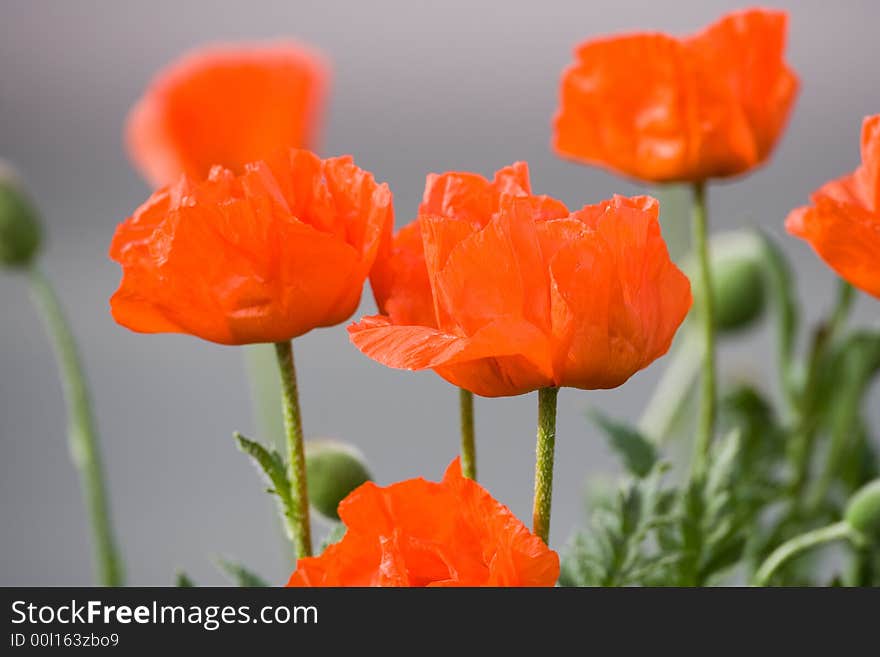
[561,463,673,586]
[234,432,295,540]
[719,384,786,508]
[590,410,658,478]
[807,331,880,507]
[235,432,289,495]
[215,558,270,588]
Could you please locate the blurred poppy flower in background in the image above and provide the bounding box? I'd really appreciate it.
[553,8,798,183]
[351,180,691,397]
[286,458,560,586]
[786,114,880,299]
[127,42,328,187]
[109,148,393,345]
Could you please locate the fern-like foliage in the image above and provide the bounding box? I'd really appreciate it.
[560,463,679,587]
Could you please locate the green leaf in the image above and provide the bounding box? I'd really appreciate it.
[560,463,673,586]
[175,571,195,588]
[215,558,270,587]
[661,430,760,585]
[720,385,785,470]
[234,432,295,539]
[589,410,658,478]
[234,432,289,496]
[833,331,880,387]
[809,331,880,505]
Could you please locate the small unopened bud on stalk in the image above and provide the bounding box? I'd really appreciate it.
[844,479,880,542]
[0,160,43,269]
[689,232,766,334]
[305,439,372,520]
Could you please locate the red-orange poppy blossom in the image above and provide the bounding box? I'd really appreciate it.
[786,114,880,299]
[553,8,799,183]
[286,458,560,586]
[109,148,393,345]
[351,167,692,397]
[127,42,328,187]
[369,162,539,329]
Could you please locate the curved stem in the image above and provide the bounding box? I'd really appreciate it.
[690,181,716,477]
[28,266,124,586]
[459,388,476,480]
[273,341,312,558]
[532,387,559,545]
[753,521,860,586]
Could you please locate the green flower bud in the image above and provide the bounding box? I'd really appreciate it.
[305,439,372,520]
[0,161,42,268]
[844,479,880,541]
[688,232,766,333]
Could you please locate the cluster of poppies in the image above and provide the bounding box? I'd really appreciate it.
[103,7,878,587]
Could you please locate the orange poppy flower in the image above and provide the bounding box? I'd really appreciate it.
[369,162,536,328]
[109,148,393,345]
[286,458,560,586]
[127,42,328,188]
[351,171,692,397]
[553,8,799,183]
[786,114,880,299]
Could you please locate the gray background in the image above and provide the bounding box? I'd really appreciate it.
[1,0,878,585]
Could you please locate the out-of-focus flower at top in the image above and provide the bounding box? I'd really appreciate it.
[109,148,392,345]
[553,8,798,183]
[786,114,880,299]
[286,457,560,586]
[126,42,329,187]
[351,168,692,397]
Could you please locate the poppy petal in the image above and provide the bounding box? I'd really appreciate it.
[287,458,559,587]
[785,115,880,300]
[553,8,798,182]
[420,162,531,226]
[109,149,392,344]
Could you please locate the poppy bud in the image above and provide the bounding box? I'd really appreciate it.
[305,440,372,521]
[0,161,42,269]
[844,479,880,541]
[690,232,766,333]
